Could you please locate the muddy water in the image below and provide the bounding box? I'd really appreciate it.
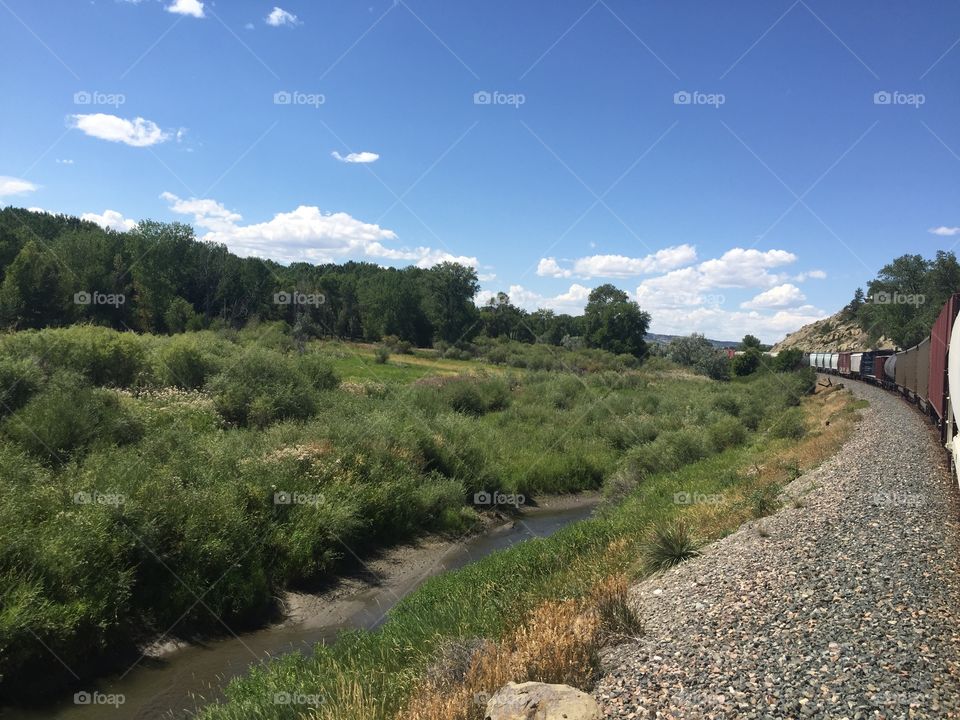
[6,502,597,720]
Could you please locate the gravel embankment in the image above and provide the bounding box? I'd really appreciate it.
[595,378,960,719]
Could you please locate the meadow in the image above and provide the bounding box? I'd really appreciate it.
[0,322,814,706]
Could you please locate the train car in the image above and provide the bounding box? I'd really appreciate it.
[884,353,898,384]
[851,352,863,377]
[930,294,960,428]
[828,353,839,373]
[838,352,851,375]
[916,337,931,411]
[897,345,917,397]
[809,352,818,369]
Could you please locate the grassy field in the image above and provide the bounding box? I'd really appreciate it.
[197,379,858,720]
[0,323,820,705]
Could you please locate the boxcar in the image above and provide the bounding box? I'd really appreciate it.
[838,352,851,375]
[916,337,931,409]
[930,293,960,424]
[828,353,839,372]
[897,345,917,395]
[851,352,863,376]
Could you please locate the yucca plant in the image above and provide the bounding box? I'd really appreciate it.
[640,519,701,573]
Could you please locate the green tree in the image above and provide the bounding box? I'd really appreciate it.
[422,262,480,344]
[583,284,650,357]
[740,334,762,350]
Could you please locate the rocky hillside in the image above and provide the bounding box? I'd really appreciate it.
[772,310,895,352]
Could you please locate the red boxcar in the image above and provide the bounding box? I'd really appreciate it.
[929,293,960,422]
[838,352,851,375]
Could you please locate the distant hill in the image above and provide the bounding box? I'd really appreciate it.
[771,310,895,353]
[647,333,739,349]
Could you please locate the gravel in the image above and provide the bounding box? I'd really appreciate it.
[594,378,960,719]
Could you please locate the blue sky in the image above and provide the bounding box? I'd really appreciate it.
[2,0,960,342]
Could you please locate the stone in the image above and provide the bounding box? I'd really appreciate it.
[485,681,602,720]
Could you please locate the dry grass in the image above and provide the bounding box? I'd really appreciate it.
[401,575,637,720]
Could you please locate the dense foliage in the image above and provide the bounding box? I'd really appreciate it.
[844,250,960,348]
[0,208,649,357]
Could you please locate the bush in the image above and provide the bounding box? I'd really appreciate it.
[641,519,701,573]
[209,348,320,428]
[772,348,804,372]
[768,407,806,439]
[296,353,340,392]
[707,416,747,452]
[3,373,143,462]
[154,333,225,389]
[0,356,42,415]
[374,345,390,364]
[731,348,762,376]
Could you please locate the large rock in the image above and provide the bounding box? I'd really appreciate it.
[485,681,601,720]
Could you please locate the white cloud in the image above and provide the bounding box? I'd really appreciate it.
[930,226,960,237]
[81,209,137,232]
[634,247,819,343]
[70,113,169,147]
[500,283,592,313]
[266,6,301,26]
[0,176,38,197]
[537,257,572,278]
[159,192,242,232]
[56,158,74,165]
[740,283,806,310]
[162,192,475,268]
[331,151,379,164]
[794,269,827,282]
[537,244,697,279]
[166,0,204,18]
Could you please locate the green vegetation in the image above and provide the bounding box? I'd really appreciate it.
[640,518,702,572]
[191,366,821,720]
[845,250,960,347]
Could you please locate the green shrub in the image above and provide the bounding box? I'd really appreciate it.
[209,348,320,428]
[374,345,391,364]
[154,333,226,389]
[769,407,806,439]
[731,348,762,376]
[0,356,43,415]
[707,416,747,452]
[3,374,143,462]
[295,353,340,391]
[641,519,701,573]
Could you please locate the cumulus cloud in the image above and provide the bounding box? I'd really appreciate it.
[930,226,960,237]
[266,7,301,26]
[634,247,822,343]
[740,283,806,310]
[537,257,572,278]
[0,176,38,197]
[331,151,379,164]
[161,192,475,269]
[537,244,697,279]
[495,283,592,313]
[166,0,204,18]
[794,269,827,282]
[70,114,169,147]
[81,209,137,232]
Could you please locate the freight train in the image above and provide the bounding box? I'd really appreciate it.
[808,293,960,477]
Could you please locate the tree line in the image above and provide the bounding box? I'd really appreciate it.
[0,208,651,356]
[841,250,960,348]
